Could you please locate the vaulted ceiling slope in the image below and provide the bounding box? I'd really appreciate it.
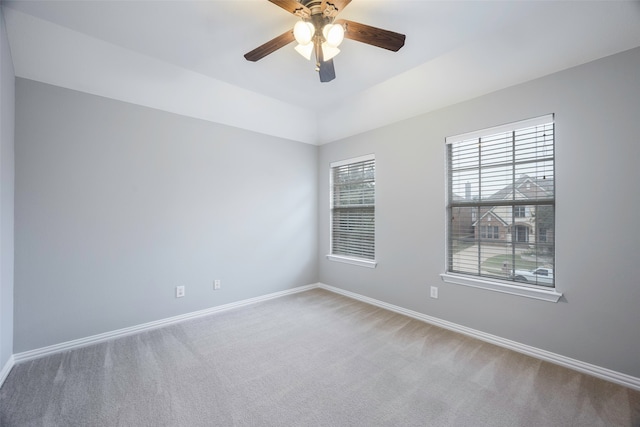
[3,1,640,145]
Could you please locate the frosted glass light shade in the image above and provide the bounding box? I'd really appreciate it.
[321,43,340,61]
[295,43,314,60]
[293,21,315,45]
[322,24,344,47]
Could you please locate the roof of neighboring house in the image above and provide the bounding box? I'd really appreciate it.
[487,175,553,201]
[473,210,509,227]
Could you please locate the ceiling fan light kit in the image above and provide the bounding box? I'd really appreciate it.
[293,20,315,45]
[244,0,406,83]
[323,23,344,47]
[294,42,314,60]
[321,43,340,62]
[294,19,343,62]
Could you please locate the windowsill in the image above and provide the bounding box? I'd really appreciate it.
[326,255,377,269]
[440,273,562,302]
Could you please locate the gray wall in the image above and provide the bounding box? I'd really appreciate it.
[0,9,15,369]
[319,47,640,378]
[14,79,318,352]
[11,43,640,380]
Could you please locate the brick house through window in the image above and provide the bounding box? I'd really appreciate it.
[456,175,554,245]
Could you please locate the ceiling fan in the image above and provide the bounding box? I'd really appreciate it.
[244,0,406,83]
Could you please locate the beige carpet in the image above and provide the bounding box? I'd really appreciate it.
[1,288,639,426]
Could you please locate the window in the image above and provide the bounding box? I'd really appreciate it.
[481,225,499,239]
[538,227,548,242]
[442,115,560,302]
[514,225,529,243]
[327,154,376,268]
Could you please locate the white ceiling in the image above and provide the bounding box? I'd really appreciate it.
[3,0,640,144]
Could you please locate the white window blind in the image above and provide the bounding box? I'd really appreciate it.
[330,155,375,261]
[446,115,555,288]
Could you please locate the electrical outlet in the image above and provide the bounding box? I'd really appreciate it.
[214,280,221,290]
[430,286,438,299]
[176,285,185,298]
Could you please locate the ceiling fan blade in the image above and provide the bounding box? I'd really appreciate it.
[336,19,406,52]
[321,0,352,17]
[314,38,335,83]
[319,59,336,83]
[268,0,311,17]
[244,30,295,62]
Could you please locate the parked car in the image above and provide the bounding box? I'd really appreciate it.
[513,267,554,285]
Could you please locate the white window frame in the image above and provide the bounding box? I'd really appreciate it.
[441,115,562,302]
[327,154,377,268]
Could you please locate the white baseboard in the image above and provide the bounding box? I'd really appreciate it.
[318,283,640,392]
[0,355,15,388]
[12,282,640,392]
[13,283,320,364]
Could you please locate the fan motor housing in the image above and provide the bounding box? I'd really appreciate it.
[300,0,324,14]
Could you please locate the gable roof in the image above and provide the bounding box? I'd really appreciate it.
[488,175,553,202]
